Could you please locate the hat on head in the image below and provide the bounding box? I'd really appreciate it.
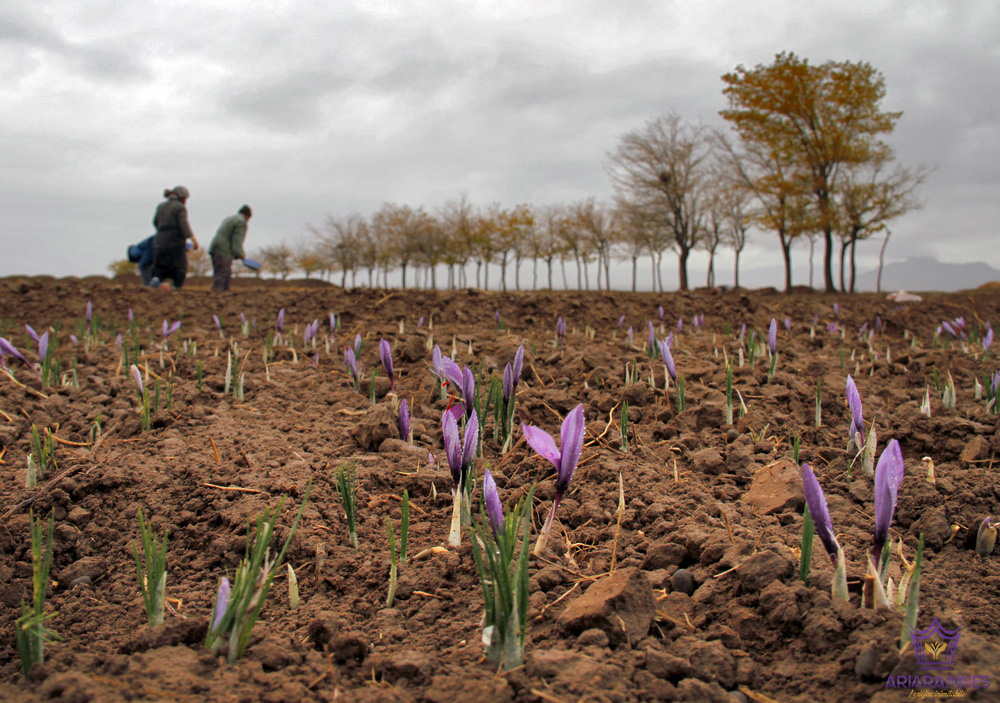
[172,185,190,200]
[239,204,252,217]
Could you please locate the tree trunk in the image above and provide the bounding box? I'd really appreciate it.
[823,228,836,293]
[401,263,408,289]
[604,252,612,291]
[849,235,858,293]
[733,248,741,289]
[631,255,638,292]
[808,238,815,289]
[678,247,690,291]
[779,233,793,292]
[706,250,715,288]
[655,251,664,292]
[838,239,849,293]
[877,229,891,293]
[532,257,538,290]
[574,256,582,290]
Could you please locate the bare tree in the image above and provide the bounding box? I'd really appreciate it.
[608,113,710,290]
[258,242,294,279]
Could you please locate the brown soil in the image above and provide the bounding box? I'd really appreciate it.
[0,276,998,703]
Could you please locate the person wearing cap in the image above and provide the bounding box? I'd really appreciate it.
[149,186,199,289]
[208,204,252,292]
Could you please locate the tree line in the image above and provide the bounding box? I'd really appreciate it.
[113,53,926,293]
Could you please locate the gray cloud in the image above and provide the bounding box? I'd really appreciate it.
[2,0,999,278]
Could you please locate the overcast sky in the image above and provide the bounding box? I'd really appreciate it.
[2,0,997,284]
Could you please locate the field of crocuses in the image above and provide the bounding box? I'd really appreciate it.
[1,275,998,703]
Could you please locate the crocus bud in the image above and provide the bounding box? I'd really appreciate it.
[130,364,143,396]
[484,468,505,538]
[212,577,231,634]
[398,399,410,442]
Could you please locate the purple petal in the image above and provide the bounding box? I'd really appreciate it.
[0,337,29,366]
[512,345,524,387]
[212,577,230,633]
[659,339,676,381]
[557,404,585,493]
[768,318,777,355]
[846,375,864,442]
[130,364,143,395]
[167,321,181,336]
[441,357,464,389]
[461,367,476,414]
[461,410,479,473]
[379,338,393,379]
[432,345,444,379]
[24,324,39,343]
[873,439,905,563]
[38,331,48,361]
[802,463,839,558]
[521,424,561,470]
[442,410,462,485]
[484,468,505,537]
[398,399,410,441]
[502,363,514,401]
[276,308,285,332]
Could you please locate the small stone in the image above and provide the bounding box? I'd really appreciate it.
[643,538,687,570]
[671,568,696,595]
[59,556,106,589]
[69,576,92,589]
[350,403,399,451]
[557,567,656,646]
[743,459,803,514]
[854,645,879,679]
[960,435,987,463]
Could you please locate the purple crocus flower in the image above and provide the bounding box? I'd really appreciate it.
[522,404,585,555]
[941,320,956,338]
[379,338,394,390]
[739,323,746,340]
[832,302,840,318]
[617,315,626,329]
[502,363,515,402]
[213,314,223,335]
[130,363,143,397]
[115,332,123,346]
[85,300,93,322]
[432,344,444,381]
[647,320,656,351]
[984,326,993,351]
[495,309,502,325]
[802,463,840,560]
[676,317,683,333]
[239,312,247,326]
[512,344,524,390]
[626,326,633,344]
[483,468,504,538]
[875,316,883,334]
[444,407,479,546]
[24,324,39,343]
[872,439,905,568]
[827,322,839,334]
[768,318,777,355]
[69,334,78,344]
[329,312,337,331]
[992,371,999,398]
[556,316,566,339]
[398,398,410,442]
[859,321,869,336]
[128,308,134,323]
[657,305,664,320]
[344,348,359,384]
[167,320,181,337]
[212,576,230,634]
[784,316,792,332]
[38,331,49,362]
[0,337,30,367]
[659,339,676,381]
[846,375,864,448]
[353,334,363,357]
[276,308,286,333]
[417,315,424,328]
[441,357,475,417]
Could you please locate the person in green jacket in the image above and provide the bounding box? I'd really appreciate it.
[209,204,252,292]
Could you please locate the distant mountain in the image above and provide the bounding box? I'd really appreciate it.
[854,257,1000,292]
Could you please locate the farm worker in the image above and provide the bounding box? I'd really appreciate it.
[149,186,199,289]
[209,204,252,292]
[127,235,155,285]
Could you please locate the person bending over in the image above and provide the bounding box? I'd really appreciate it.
[209,204,252,292]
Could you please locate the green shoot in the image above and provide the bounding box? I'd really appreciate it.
[469,485,535,672]
[799,503,814,585]
[900,534,924,650]
[336,463,359,548]
[386,491,410,608]
[132,508,168,627]
[206,482,311,663]
[675,374,686,412]
[15,510,59,676]
[815,379,822,428]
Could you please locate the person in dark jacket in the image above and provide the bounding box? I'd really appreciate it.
[127,235,156,285]
[149,186,199,289]
[208,204,252,292]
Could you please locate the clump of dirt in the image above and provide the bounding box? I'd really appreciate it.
[1,276,998,702]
